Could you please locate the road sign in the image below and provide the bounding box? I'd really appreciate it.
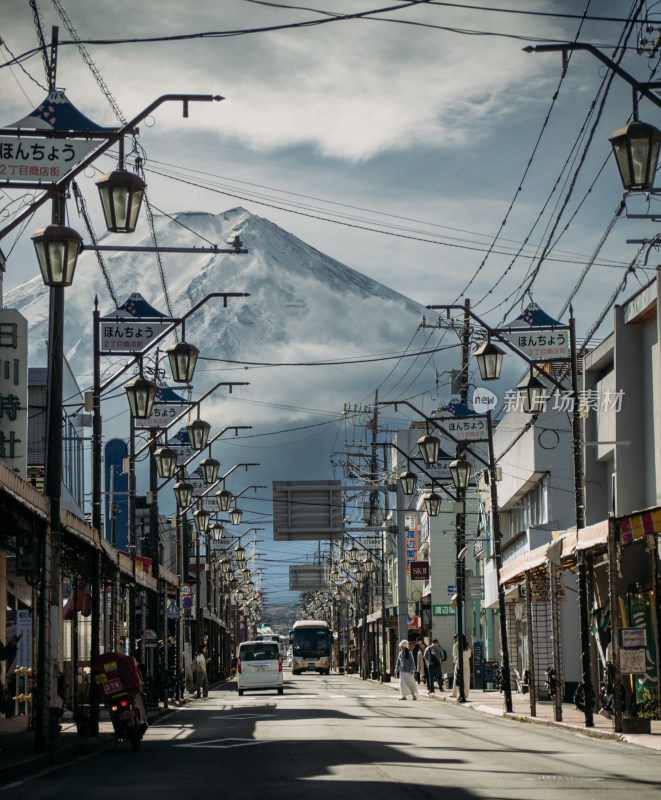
[447,585,457,594]
[182,596,193,609]
[181,584,192,597]
[166,601,180,619]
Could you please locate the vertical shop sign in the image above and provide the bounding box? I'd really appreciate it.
[0,310,27,478]
[620,593,659,707]
[404,513,418,573]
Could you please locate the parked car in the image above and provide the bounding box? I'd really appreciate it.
[237,640,284,696]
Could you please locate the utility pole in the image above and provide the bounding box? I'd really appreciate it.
[454,299,470,703]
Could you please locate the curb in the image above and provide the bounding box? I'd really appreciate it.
[344,673,645,748]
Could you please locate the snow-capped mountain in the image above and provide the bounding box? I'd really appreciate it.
[6,208,433,606]
[7,207,426,394]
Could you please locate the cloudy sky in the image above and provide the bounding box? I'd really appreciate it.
[2,0,659,606]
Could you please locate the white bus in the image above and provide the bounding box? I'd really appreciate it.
[290,620,332,675]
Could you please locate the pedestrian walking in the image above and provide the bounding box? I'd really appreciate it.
[395,640,418,700]
[452,634,472,699]
[424,639,445,693]
[193,645,209,698]
[415,639,426,685]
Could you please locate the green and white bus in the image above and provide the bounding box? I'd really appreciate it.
[290,620,332,675]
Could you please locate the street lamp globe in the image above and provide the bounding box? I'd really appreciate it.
[166,340,200,384]
[96,169,146,233]
[215,488,233,512]
[31,224,83,287]
[124,375,157,419]
[363,557,374,573]
[187,418,211,451]
[517,373,547,414]
[211,522,224,541]
[229,507,243,526]
[449,458,472,490]
[475,339,505,381]
[399,470,417,496]
[193,508,210,533]
[417,433,440,466]
[424,490,442,517]
[340,557,350,572]
[347,544,358,563]
[153,446,178,479]
[173,480,193,508]
[199,457,220,485]
[234,545,246,563]
[219,557,231,574]
[609,120,661,191]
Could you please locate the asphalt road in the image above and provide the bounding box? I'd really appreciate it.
[5,672,661,799]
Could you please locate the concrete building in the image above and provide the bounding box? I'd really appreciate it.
[478,398,581,699]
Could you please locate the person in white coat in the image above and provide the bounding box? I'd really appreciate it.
[451,634,471,699]
[395,640,418,700]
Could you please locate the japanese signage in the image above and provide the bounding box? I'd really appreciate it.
[409,561,429,581]
[404,512,418,572]
[432,604,454,616]
[0,136,98,183]
[502,327,570,360]
[0,310,28,477]
[621,627,647,648]
[133,386,191,430]
[437,414,487,442]
[620,649,648,675]
[620,593,659,704]
[100,318,171,354]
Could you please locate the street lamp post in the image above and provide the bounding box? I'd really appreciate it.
[379,405,513,712]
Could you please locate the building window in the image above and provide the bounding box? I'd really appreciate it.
[507,476,548,539]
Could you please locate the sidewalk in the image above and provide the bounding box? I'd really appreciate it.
[0,695,189,784]
[354,673,661,751]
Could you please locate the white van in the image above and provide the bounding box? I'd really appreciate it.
[237,640,284,696]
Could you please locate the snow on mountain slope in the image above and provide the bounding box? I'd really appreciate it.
[7,208,428,412]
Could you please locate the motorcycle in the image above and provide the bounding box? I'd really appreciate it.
[92,651,148,751]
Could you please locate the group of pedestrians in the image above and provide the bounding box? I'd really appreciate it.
[395,634,472,701]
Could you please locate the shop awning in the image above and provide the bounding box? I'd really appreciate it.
[499,544,549,585]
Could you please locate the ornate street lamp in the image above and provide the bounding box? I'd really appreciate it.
[187,418,211,451]
[173,480,193,509]
[211,522,224,541]
[125,375,157,419]
[346,544,358,564]
[199,457,220,484]
[229,507,243,526]
[215,488,233,512]
[517,373,547,414]
[153,446,178,479]
[219,557,231,574]
[234,544,246,564]
[363,557,374,573]
[340,557,350,573]
[424,490,442,517]
[475,338,505,381]
[166,340,200,384]
[96,169,146,233]
[31,224,82,287]
[399,469,417,496]
[417,433,440,466]
[609,120,661,191]
[449,458,472,490]
[193,508,210,533]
